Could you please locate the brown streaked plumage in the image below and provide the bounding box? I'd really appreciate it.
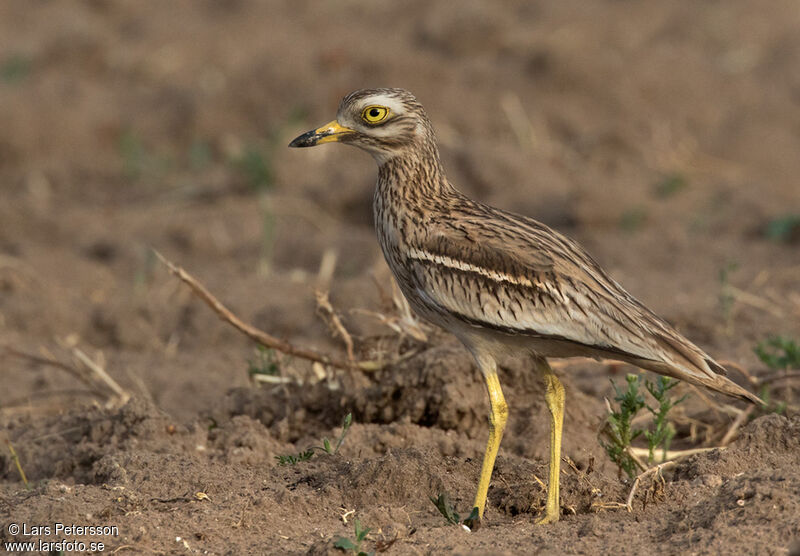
[290,88,761,526]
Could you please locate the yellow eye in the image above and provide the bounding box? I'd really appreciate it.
[361,105,390,124]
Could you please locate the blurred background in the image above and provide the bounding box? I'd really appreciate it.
[1,1,799,552]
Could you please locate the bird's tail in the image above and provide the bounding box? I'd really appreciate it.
[696,356,764,405]
[631,331,764,405]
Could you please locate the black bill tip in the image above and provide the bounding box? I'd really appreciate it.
[288,130,318,148]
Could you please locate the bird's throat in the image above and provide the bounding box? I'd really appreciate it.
[376,149,451,203]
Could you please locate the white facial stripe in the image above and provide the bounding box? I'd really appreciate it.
[407,247,546,290]
[355,94,405,116]
[336,95,408,138]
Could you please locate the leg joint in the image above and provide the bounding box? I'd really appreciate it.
[543,371,565,417]
[545,375,564,397]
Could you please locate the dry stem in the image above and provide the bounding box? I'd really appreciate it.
[629,446,717,462]
[719,405,755,447]
[72,347,130,405]
[1,344,128,407]
[155,250,425,374]
[625,460,677,511]
[154,250,356,370]
[315,289,356,365]
[5,440,29,489]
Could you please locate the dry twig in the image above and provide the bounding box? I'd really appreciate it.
[155,250,426,373]
[625,460,677,512]
[1,344,129,407]
[759,369,800,386]
[72,347,130,405]
[719,405,755,447]
[315,290,356,365]
[629,446,717,462]
[154,250,355,370]
[5,440,29,489]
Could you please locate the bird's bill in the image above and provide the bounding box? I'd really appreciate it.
[288,120,355,147]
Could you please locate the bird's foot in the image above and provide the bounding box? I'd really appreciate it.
[535,510,560,525]
[462,507,482,531]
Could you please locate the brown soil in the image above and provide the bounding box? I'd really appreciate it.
[1,1,799,554]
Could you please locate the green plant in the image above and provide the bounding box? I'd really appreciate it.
[754,387,786,415]
[754,336,800,370]
[619,207,647,233]
[752,335,799,415]
[275,413,353,466]
[234,145,274,192]
[643,377,686,464]
[600,373,689,477]
[430,492,461,525]
[314,412,353,455]
[333,519,372,555]
[247,346,280,378]
[764,215,800,243]
[275,449,314,466]
[429,492,479,527]
[188,139,212,171]
[600,374,646,478]
[654,173,688,199]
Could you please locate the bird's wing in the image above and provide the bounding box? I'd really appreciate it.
[405,204,761,404]
[411,209,717,372]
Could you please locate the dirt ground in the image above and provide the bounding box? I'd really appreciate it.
[2,1,800,554]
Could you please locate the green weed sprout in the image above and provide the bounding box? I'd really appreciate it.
[429,492,479,528]
[314,412,353,455]
[754,336,800,370]
[654,173,688,199]
[430,492,461,525]
[235,145,273,192]
[275,449,314,466]
[764,215,800,243]
[247,346,280,378]
[600,374,646,478]
[275,413,353,466]
[753,335,799,414]
[643,377,686,464]
[619,207,647,233]
[333,519,372,555]
[601,374,688,477]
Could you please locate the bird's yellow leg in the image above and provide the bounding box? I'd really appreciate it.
[536,360,565,524]
[468,362,508,525]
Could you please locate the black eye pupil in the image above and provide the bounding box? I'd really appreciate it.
[369,108,380,118]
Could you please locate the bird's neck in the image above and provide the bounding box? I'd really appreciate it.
[372,144,454,271]
[375,143,453,204]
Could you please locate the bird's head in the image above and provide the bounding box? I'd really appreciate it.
[289,88,434,163]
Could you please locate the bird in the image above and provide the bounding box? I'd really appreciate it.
[289,88,761,526]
